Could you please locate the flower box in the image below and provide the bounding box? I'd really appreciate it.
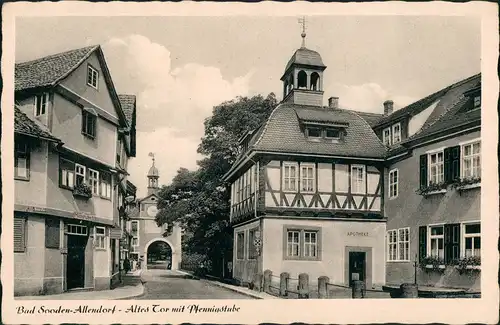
[425,189,447,196]
[73,184,92,199]
[457,183,481,191]
[438,265,446,270]
[425,264,434,269]
[416,182,448,197]
[465,265,481,271]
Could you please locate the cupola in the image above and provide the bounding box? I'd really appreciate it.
[147,152,160,195]
[281,17,327,107]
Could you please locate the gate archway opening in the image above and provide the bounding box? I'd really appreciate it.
[145,239,173,270]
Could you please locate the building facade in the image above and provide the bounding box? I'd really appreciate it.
[126,157,183,271]
[13,45,136,296]
[224,34,482,291]
[224,37,388,288]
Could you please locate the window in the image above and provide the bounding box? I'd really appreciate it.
[14,217,26,253]
[303,231,317,257]
[95,226,106,249]
[283,162,298,192]
[286,231,300,257]
[236,232,245,260]
[82,109,97,139]
[325,128,340,139]
[284,227,321,260]
[300,164,315,193]
[87,65,99,89]
[389,169,398,199]
[392,123,401,144]
[45,218,60,249]
[34,93,48,117]
[130,221,138,237]
[387,228,410,262]
[88,169,99,195]
[462,141,481,179]
[131,237,138,247]
[473,96,481,108]
[14,140,30,180]
[67,224,88,236]
[351,165,365,194]
[383,127,391,146]
[429,225,444,259]
[464,223,480,257]
[307,127,322,138]
[59,158,75,189]
[428,151,444,184]
[100,172,112,199]
[75,164,86,187]
[398,228,410,261]
[387,230,397,261]
[248,229,258,260]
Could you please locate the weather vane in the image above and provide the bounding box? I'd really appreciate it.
[148,152,155,165]
[298,16,307,48]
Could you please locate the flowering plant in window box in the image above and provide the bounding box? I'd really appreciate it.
[451,177,481,192]
[73,183,92,198]
[420,256,446,272]
[456,256,481,273]
[415,182,448,197]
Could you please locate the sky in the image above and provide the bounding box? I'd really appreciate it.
[15,16,481,197]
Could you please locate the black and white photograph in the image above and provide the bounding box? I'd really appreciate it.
[2,2,499,324]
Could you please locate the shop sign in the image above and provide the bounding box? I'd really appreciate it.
[73,211,97,222]
[21,206,46,213]
[347,231,369,237]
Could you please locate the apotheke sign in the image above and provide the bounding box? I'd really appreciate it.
[347,231,369,237]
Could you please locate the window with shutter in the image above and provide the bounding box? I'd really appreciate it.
[444,223,460,263]
[45,218,61,249]
[419,155,428,189]
[450,146,461,181]
[14,217,26,253]
[418,226,427,262]
[443,147,452,183]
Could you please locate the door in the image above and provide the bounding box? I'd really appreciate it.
[67,235,87,290]
[348,251,366,286]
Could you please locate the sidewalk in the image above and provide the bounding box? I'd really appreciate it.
[16,270,144,300]
[176,270,279,299]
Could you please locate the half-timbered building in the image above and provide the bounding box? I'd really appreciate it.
[223,38,388,288]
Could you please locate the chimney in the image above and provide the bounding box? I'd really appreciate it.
[383,100,394,115]
[328,96,339,109]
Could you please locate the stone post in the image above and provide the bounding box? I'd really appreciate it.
[253,273,263,292]
[352,280,365,299]
[318,276,329,299]
[279,272,289,297]
[298,273,309,299]
[263,270,272,293]
[400,283,418,298]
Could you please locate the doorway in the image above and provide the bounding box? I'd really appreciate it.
[67,235,87,290]
[348,251,366,286]
[146,240,172,270]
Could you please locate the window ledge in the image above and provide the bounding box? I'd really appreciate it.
[454,265,481,270]
[425,264,446,269]
[14,177,30,182]
[424,189,447,196]
[456,183,481,191]
[387,260,410,263]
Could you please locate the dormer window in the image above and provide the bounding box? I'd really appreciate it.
[383,127,391,146]
[382,122,402,146]
[34,93,48,117]
[305,126,342,142]
[392,123,401,144]
[325,128,340,139]
[306,127,321,139]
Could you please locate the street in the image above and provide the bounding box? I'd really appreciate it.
[135,269,253,299]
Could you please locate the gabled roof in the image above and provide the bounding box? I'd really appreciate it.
[14,106,61,142]
[373,73,481,129]
[15,45,129,129]
[118,94,136,128]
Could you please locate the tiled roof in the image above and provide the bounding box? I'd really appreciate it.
[283,47,326,76]
[14,106,60,142]
[15,45,98,91]
[118,94,136,127]
[295,107,349,125]
[352,111,384,127]
[374,73,481,129]
[251,103,387,159]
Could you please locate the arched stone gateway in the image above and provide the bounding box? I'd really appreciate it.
[143,238,179,271]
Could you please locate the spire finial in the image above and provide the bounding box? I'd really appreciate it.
[148,152,155,166]
[298,16,307,48]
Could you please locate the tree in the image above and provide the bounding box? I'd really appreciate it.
[156,93,277,276]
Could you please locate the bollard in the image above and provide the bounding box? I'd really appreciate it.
[263,270,272,293]
[318,276,330,299]
[400,283,418,298]
[252,273,263,292]
[280,272,289,297]
[298,273,309,299]
[352,280,365,299]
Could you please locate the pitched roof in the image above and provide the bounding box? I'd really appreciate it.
[250,103,387,159]
[15,45,98,92]
[118,94,136,127]
[14,106,61,142]
[373,73,481,129]
[352,111,384,127]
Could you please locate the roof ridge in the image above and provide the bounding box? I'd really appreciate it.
[51,45,100,87]
[16,45,99,66]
